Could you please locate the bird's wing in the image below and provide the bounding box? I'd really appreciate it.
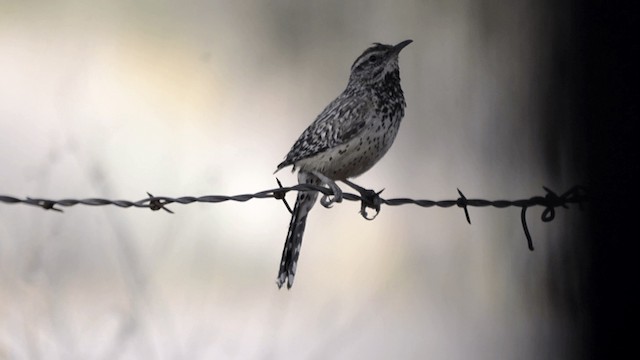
[277,96,373,170]
[332,97,372,144]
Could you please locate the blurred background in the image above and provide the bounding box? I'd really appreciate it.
[2,0,628,359]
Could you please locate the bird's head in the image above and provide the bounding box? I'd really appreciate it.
[348,39,412,85]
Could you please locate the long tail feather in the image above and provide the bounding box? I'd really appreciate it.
[276,172,319,289]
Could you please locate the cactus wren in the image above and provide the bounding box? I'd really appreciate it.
[275,40,412,289]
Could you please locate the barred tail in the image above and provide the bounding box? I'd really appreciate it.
[276,172,319,289]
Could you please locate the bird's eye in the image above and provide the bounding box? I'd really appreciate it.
[368,55,378,63]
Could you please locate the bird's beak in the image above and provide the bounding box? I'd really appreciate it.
[390,39,413,56]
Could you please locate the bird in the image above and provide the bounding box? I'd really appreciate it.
[275,40,412,289]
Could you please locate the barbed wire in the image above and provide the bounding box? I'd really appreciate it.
[0,181,588,251]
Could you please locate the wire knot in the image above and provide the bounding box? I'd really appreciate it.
[541,186,564,222]
[146,192,174,214]
[29,198,62,212]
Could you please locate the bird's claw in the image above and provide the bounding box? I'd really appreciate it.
[320,183,343,208]
[358,188,383,220]
[311,171,343,209]
[341,180,383,220]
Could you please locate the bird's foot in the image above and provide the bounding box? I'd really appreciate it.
[342,179,383,220]
[311,171,343,208]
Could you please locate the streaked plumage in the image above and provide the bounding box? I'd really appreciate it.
[276,40,412,289]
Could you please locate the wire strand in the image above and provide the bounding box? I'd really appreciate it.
[0,183,588,251]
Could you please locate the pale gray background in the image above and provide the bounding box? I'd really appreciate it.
[1,1,584,359]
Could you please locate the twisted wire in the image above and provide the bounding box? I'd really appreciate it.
[0,183,588,251]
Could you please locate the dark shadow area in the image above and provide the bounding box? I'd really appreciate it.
[577,0,638,358]
[537,0,638,357]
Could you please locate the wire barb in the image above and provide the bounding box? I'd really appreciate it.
[275,178,293,214]
[28,197,63,212]
[146,192,174,214]
[1,184,588,250]
[457,188,471,224]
